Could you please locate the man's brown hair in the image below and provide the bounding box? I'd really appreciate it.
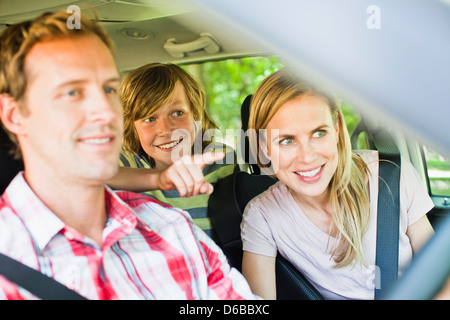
[0,10,114,159]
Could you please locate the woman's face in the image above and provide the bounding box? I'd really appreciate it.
[133,82,195,169]
[264,95,340,202]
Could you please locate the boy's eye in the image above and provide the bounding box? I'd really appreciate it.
[144,116,156,123]
[280,138,293,145]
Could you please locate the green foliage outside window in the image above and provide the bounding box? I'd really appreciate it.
[198,56,284,130]
[423,147,450,196]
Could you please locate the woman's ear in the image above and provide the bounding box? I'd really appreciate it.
[0,94,26,135]
[259,128,275,160]
[260,138,270,160]
[335,114,341,144]
[257,134,276,176]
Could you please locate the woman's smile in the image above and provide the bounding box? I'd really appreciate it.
[294,164,325,183]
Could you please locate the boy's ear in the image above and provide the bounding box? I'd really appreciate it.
[0,94,25,135]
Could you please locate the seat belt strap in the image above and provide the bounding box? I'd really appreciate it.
[375,153,401,299]
[0,253,87,300]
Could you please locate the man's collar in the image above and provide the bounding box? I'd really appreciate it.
[4,172,65,252]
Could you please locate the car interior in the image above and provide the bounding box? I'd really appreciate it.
[0,0,449,300]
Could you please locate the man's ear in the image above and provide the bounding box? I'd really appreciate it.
[0,94,26,135]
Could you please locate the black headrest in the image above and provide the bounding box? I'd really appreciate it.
[240,94,252,132]
[239,94,261,174]
[0,126,23,193]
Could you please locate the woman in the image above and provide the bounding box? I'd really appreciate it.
[241,68,434,299]
[114,63,235,239]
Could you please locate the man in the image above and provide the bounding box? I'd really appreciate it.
[0,10,254,299]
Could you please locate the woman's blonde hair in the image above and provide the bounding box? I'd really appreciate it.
[0,10,113,159]
[120,63,217,159]
[249,68,370,267]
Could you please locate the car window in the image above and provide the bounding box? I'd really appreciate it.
[184,56,283,130]
[423,146,450,198]
[183,56,362,150]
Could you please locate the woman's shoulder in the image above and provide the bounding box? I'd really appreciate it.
[245,181,287,213]
[353,149,379,164]
[353,149,379,176]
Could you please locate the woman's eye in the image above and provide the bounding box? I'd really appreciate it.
[173,110,184,117]
[312,130,326,138]
[280,138,293,145]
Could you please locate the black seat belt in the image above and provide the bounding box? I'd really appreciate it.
[373,129,401,299]
[0,253,87,300]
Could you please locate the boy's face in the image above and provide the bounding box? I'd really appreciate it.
[19,35,123,184]
[133,82,196,170]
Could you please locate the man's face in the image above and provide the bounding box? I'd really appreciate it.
[19,35,122,185]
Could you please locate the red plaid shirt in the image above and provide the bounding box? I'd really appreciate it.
[0,173,255,300]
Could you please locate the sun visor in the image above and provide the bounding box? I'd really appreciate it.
[0,0,193,24]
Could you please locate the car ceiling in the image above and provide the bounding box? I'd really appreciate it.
[0,0,268,72]
[195,0,450,157]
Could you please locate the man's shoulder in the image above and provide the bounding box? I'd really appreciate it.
[114,189,172,209]
[0,197,33,255]
[112,189,194,229]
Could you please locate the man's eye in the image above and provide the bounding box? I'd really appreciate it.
[104,87,117,94]
[67,89,79,96]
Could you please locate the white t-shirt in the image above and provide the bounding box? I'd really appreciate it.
[241,150,434,300]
